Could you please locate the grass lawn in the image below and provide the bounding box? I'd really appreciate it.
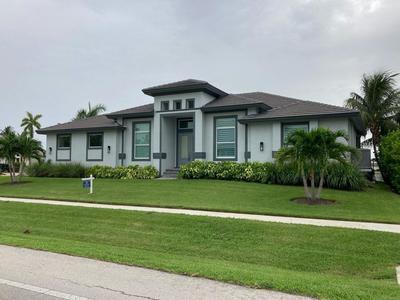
[1,176,400,224]
[0,201,399,300]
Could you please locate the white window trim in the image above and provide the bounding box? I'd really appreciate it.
[216,124,236,159]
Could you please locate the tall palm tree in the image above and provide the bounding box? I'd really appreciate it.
[0,127,20,183]
[345,71,400,176]
[21,112,42,138]
[276,128,356,203]
[17,133,45,181]
[73,102,106,120]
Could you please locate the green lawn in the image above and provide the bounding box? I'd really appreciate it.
[0,201,399,300]
[0,176,400,223]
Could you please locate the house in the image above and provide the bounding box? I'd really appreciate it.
[37,79,371,176]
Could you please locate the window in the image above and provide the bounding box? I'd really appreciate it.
[161,101,169,111]
[173,100,182,110]
[215,116,236,160]
[133,122,151,160]
[88,133,103,148]
[282,123,309,146]
[186,98,195,109]
[57,134,71,149]
[178,119,193,130]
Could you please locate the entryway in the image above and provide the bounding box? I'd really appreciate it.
[177,119,194,167]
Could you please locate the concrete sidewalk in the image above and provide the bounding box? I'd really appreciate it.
[0,245,311,300]
[0,196,399,233]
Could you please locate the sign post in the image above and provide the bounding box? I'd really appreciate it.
[81,174,95,194]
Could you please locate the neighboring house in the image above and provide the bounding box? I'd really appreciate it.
[37,79,371,176]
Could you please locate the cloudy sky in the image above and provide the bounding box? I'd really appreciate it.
[1,0,399,142]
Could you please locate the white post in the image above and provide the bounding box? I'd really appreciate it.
[90,174,93,194]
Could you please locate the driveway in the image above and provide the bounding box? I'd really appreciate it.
[0,245,312,300]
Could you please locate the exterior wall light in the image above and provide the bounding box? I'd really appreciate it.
[259,142,264,152]
[49,147,52,154]
[107,146,111,153]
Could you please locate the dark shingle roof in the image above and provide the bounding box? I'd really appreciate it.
[37,115,123,134]
[142,79,228,97]
[106,103,154,118]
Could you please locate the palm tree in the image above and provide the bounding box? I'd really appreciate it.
[345,71,400,177]
[17,133,45,181]
[276,128,356,203]
[0,127,20,183]
[73,102,106,120]
[21,112,42,138]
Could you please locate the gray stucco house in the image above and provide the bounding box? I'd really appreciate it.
[37,79,370,176]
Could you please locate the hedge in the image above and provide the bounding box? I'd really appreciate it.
[178,160,367,191]
[26,162,158,179]
[379,130,400,194]
[87,165,158,179]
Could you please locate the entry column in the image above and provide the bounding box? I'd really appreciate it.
[194,110,205,160]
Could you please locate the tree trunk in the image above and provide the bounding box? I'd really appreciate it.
[310,170,316,203]
[371,127,389,184]
[316,169,325,200]
[8,160,16,184]
[301,169,311,200]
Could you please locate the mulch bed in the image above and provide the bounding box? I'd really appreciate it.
[291,198,336,205]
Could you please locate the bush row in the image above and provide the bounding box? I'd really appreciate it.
[87,165,158,179]
[178,160,367,191]
[26,161,158,179]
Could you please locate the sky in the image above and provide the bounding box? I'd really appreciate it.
[0,0,399,143]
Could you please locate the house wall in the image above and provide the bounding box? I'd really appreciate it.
[45,129,119,167]
[44,114,360,172]
[153,92,215,111]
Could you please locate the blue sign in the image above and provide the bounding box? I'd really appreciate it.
[82,180,91,189]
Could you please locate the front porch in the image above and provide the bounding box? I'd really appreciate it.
[156,110,205,176]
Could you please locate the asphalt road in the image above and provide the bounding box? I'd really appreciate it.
[0,245,312,300]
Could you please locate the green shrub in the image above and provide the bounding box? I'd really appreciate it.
[26,161,87,178]
[26,162,158,180]
[87,165,158,179]
[379,130,400,194]
[179,160,366,191]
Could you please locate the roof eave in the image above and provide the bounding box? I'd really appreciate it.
[106,112,154,119]
[239,111,365,132]
[142,83,228,97]
[36,125,125,135]
[202,103,270,113]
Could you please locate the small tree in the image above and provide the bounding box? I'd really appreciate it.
[0,127,20,183]
[276,128,357,203]
[73,102,106,120]
[21,112,42,138]
[17,133,45,181]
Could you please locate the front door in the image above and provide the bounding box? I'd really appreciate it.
[177,119,194,167]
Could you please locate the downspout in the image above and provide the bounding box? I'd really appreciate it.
[121,118,126,166]
[245,123,248,163]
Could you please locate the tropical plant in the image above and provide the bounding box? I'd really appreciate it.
[178,160,366,191]
[276,128,357,203]
[17,133,45,181]
[21,112,42,138]
[73,102,106,120]
[0,127,20,183]
[345,71,400,180]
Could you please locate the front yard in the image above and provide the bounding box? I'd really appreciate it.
[0,201,399,300]
[0,176,400,223]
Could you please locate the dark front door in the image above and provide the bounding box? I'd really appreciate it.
[177,119,194,167]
